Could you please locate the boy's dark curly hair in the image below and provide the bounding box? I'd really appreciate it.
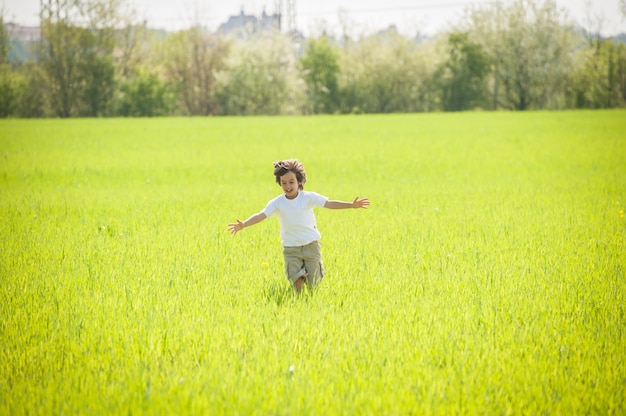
[273,159,306,190]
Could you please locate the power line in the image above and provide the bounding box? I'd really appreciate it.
[299,2,481,17]
[92,1,490,32]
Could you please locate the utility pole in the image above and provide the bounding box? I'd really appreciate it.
[274,0,296,33]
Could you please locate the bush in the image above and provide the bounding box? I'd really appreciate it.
[115,67,171,117]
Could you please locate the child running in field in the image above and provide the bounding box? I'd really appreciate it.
[228,159,370,293]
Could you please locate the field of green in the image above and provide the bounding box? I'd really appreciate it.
[1,111,625,414]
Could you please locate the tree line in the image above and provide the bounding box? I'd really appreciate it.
[1,0,625,118]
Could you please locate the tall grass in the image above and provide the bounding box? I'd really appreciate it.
[1,111,625,414]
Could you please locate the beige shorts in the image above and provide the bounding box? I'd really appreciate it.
[283,241,325,288]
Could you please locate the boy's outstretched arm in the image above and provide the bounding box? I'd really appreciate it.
[228,212,267,235]
[324,196,370,210]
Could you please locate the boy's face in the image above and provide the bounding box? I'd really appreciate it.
[280,171,300,199]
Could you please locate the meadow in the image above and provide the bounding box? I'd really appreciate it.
[1,111,625,414]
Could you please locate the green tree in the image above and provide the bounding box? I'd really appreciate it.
[300,36,340,114]
[40,19,79,117]
[0,12,8,65]
[39,0,122,117]
[437,32,489,111]
[338,29,435,113]
[0,62,46,118]
[0,13,12,116]
[0,64,16,117]
[76,28,115,116]
[464,0,578,110]
[116,66,170,116]
[216,33,303,116]
[569,41,626,108]
[15,63,47,117]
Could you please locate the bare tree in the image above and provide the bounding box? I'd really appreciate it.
[583,0,605,48]
[161,27,230,115]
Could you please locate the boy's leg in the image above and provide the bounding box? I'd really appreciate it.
[303,241,324,290]
[283,246,307,292]
[293,276,305,293]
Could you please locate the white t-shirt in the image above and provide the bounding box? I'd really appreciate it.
[262,191,328,247]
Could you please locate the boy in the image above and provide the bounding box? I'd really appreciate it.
[228,159,370,293]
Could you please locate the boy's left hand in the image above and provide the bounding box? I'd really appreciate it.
[353,197,370,209]
[228,219,244,235]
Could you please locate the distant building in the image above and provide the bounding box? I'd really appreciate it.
[218,9,281,38]
[6,23,41,41]
[5,23,40,63]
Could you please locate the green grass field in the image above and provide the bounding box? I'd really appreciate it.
[1,111,625,414]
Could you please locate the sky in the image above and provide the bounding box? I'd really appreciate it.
[3,0,625,36]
